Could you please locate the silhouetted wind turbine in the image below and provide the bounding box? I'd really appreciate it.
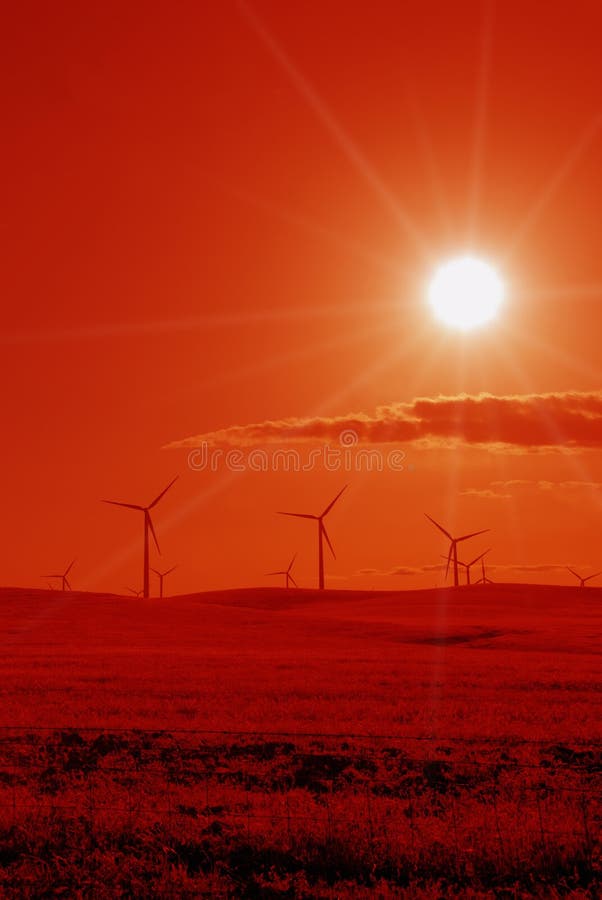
[43,559,75,592]
[566,566,601,588]
[426,515,489,587]
[127,587,143,597]
[476,557,494,585]
[151,565,177,599]
[464,549,490,586]
[278,486,347,589]
[266,553,298,588]
[439,548,489,585]
[102,476,178,599]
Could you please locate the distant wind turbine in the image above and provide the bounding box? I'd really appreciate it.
[126,587,143,597]
[278,486,347,589]
[566,566,601,588]
[463,549,490,586]
[43,559,75,592]
[440,548,489,585]
[476,557,494,585]
[102,476,178,599]
[426,514,489,587]
[151,565,177,599]
[266,553,298,588]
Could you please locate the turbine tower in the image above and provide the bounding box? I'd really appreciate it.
[102,476,178,599]
[426,514,489,587]
[151,565,177,599]
[566,566,601,588]
[476,557,494,584]
[266,553,298,588]
[278,486,347,590]
[43,559,75,592]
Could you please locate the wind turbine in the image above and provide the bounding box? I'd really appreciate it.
[266,553,298,588]
[464,549,490,586]
[278,486,347,589]
[102,476,178,599]
[151,565,177,599]
[476,557,494,584]
[126,587,143,597]
[566,566,601,588]
[426,514,489,587]
[439,548,489,585]
[43,560,75,592]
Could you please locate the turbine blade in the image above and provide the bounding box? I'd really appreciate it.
[64,578,71,591]
[147,512,161,554]
[165,566,177,576]
[566,566,580,579]
[321,484,348,518]
[150,568,160,576]
[289,575,298,587]
[64,559,76,576]
[148,475,179,510]
[456,528,489,543]
[287,553,297,573]
[424,514,453,541]
[277,511,317,519]
[584,571,601,582]
[469,549,490,567]
[321,521,336,559]
[102,500,144,511]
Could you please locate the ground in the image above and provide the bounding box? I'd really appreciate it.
[0,584,600,895]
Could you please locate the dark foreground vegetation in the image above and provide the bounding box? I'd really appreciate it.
[0,728,599,897]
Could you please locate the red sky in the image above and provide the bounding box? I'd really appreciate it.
[2,0,602,593]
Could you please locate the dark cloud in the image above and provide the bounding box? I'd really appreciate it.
[167,390,602,454]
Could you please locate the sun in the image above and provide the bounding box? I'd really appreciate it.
[427,256,505,331]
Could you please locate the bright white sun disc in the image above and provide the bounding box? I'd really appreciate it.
[428,256,504,330]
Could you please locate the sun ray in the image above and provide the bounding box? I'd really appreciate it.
[526,283,602,302]
[0,301,403,346]
[504,112,602,258]
[238,0,432,259]
[188,318,398,394]
[505,318,601,383]
[305,320,440,418]
[209,178,407,277]
[403,84,453,238]
[466,0,495,242]
[483,325,601,487]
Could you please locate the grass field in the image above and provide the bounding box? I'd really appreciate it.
[0,584,600,896]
